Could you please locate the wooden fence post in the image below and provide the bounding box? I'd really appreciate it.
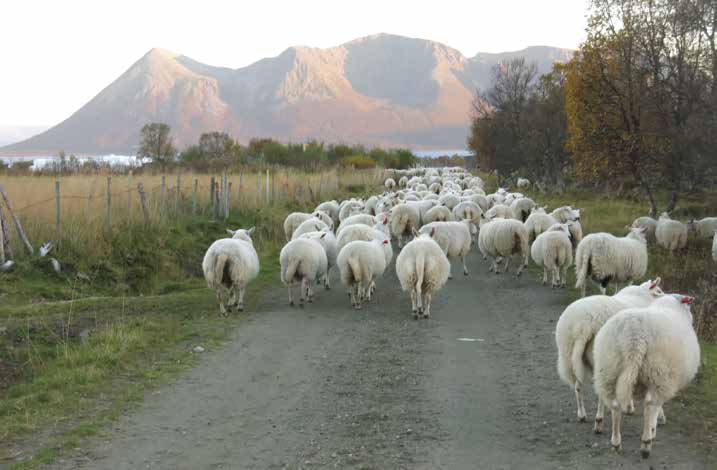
[55,180,61,244]
[226,182,232,219]
[106,176,112,227]
[192,178,198,215]
[0,186,34,255]
[137,183,150,224]
[214,180,221,219]
[265,169,270,205]
[209,176,216,218]
[128,171,133,221]
[0,207,12,261]
[160,175,166,218]
[176,172,181,214]
[238,173,243,211]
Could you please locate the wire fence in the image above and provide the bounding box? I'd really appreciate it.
[0,168,386,262]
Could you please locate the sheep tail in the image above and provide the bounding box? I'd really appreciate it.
[569,338,588,386]
[415,253,425,293]
[283,258,300,285]
[209,253,230,289]
[575,247,590,290]
[615,344,646,412]
[347,256,363,284]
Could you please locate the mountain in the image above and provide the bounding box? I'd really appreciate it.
[0,124,50,147]
[1,34,573,155]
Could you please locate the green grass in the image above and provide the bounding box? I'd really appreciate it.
[0,177,373,468]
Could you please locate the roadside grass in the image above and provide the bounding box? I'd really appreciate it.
[0,175,378,468]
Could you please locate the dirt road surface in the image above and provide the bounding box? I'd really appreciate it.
[47,251,712,469]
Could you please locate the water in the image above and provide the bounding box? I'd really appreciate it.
[0,154,150,170]
[412,149,473,158]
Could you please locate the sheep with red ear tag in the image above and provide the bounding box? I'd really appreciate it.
[594,291,700,458]
[556,278,664,432]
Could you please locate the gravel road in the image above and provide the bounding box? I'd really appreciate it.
[47,250,712,469]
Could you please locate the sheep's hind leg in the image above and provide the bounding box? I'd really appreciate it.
[410,288,419,319]
[287,284,294,306]
[610,408,623,451]
[575,380,587,422]
[237,285,246,311]
[640,400,662,459]
[462,256,469,276]
[422,292,432,319]
[594,398,604,434]
[657,406,666,425]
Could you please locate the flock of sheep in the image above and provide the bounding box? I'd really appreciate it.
[200,166,709,459]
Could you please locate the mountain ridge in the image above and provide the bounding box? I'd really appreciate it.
[1,34,573,155]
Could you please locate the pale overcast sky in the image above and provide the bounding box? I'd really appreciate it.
[1,0,589,126]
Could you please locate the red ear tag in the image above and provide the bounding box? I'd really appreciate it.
[681,296,693,305]
[383,218,389,225]
[649,282,657,289]
[383,240,389,245]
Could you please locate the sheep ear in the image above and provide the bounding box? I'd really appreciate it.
[411,227,419,237]
[654,277,662,286]
[320,232,327,239]
[226,229,236,235]
[246,227,255,235]
[624,225,632,231]
[430,227,436,237]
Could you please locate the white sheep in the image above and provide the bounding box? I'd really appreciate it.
[452,201,482,228]
[398,176,408,188]
[593,294,700,457]
[315,200,340,227]
[418,220,473,278]
[574,227,648,297]
[516,177,530,190]
[551,206,581,223]
[299,230,338,289]
[438,193,460,210]
[336,213,376,235]
[470,194,490,212]
[530,223,573,288]
[385,178,397,191]
[280,237,328,307]
[423,205,454,223]
[202,228,260,314]
[510,197,535,222]
[688,216,717,240]
[338,200,364,222]
[291,218,331,240]
[555,279,663,431]
[524,207,558,241]
[631,216,657,243]
[389,203,420,247]
[485,204,516,220]
[477,218,529,276]
[337,237,389,309]
[655,212,688,251]
[283,212,312,241]
[395,231,450,319]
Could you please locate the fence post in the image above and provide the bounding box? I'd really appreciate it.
[209,176,216,219]
[238,173,243,211]
[55,180,61,245]
[226,182,232,219]
[128,171,133,221]
[137,183,150,224]
[106,176,112,227]
[214,180,221,219]
[0,186,34,255]
[176,172,181,214]
[265,169,270,205]
[0,207,11,261]
[192,178,198,215]
[160,175,166,218]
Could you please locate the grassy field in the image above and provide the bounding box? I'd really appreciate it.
[0,168,383,467]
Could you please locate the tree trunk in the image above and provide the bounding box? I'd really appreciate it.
[665,191,678,214]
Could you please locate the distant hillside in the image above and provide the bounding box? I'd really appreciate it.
[1,34,573,155]
[0,124,50,147]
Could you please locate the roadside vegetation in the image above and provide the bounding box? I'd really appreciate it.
[0,166,384,467]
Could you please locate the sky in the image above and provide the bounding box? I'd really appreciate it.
[0,0,589,126]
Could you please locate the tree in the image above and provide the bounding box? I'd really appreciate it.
[198,132,234,159]
[468,58,537,185]
[138,123,176,167]
[565,0,717,215]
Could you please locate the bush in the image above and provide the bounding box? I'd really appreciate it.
[339,155,376,169]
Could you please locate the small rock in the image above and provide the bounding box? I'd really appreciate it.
[193,346,205,353]
[592,443,598,448]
